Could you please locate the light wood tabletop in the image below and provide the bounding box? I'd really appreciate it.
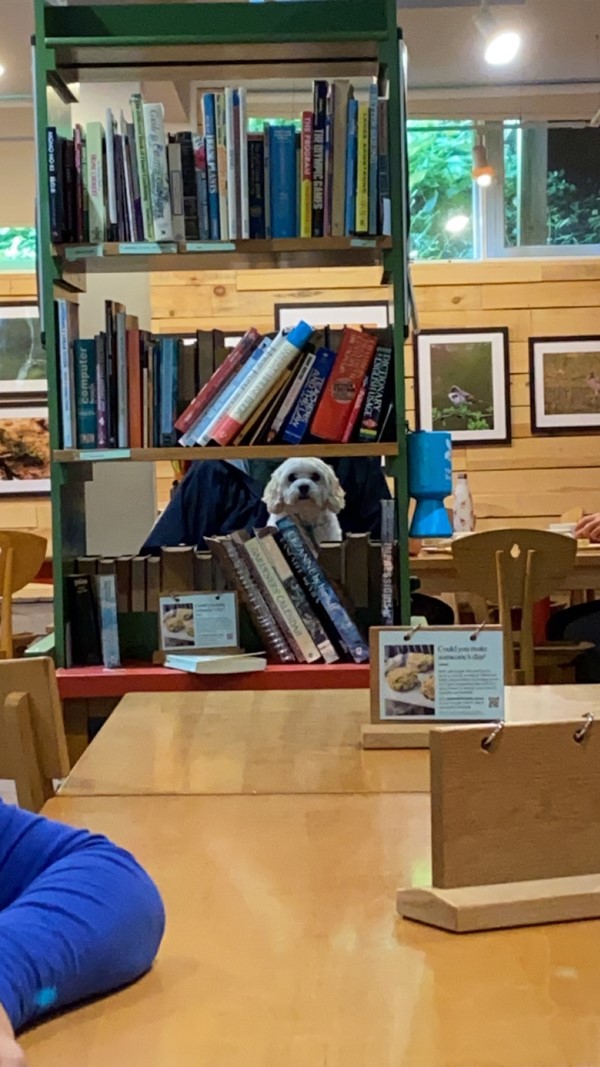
[22,792,600,1067]
[412,546,600,595]
[59,684,600,798]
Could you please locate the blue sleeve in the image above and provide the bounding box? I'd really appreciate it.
[0,801,165,1033]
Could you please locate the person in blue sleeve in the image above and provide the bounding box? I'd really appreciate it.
[0,801,165,1066]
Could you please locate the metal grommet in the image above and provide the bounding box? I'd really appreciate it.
[481,721,504,751]
[470,620,488,642]
[574,712,594,744]
[403,623,423,642]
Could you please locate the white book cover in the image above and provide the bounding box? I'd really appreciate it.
[165,652,266,675]
[56,298,76,448]
[86,121,105,242]
[116,309,129,448]
[167,142,186,241]
[130,93,154,241]
[224,87,237,239]
[267,350,315,441]
[238,87,250,239]
[143,102,174,241]
[105,108,118,228]
[245,539,320,663]
[119,110,135,240]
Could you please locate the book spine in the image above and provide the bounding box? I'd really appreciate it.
[248,135,266,240]
[311,327,377,442]
[380,498,395,627]
[282,347,336,445]
[331,81,350,237]
[224,87,237,239]
[95,332,108,447]
[183,337,271,447]
[345,98,358,236]
[119,117,135,241]
[105,109,118,237]
[95,574,121,668]
[277,518,369,663]
[74,339,97,448]
[238,87,250,239]
[215,92,229,241]
[143,102,174,241]
[300,111,313,238]
[175,327,260,433]
[256,532,339,663]
[342,373,368,443]
[210,321,313,446]
[241,536,321,663]
[56,298,76,448]
[206,536,295,663]
[368,82,379,235]
[233,367,292,445]
[193,135,210,240]
[377,97,391,236]
[130,94,154,241]
[63,138,76,243]
[73,125,85,242]
[167,142,186,241]
[269,125,297,239]
[267,350,315,441]
[104,302,117,448]
[355,103,369,234]
[263,121,271,239]
[359,344,393,441]
[311,80,328,237]
[159,337,178,446]
[127,327,142,449]
[116,310,128,448]
[126,121,144,240]
[114,133,127,241]
[47,127,62,243]
[86,122,105,243]
[66,575,102,666]
[176,132,199,240]
[323,89,332,237]
[202,93,220,240]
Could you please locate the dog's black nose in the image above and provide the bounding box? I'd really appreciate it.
[298,483,310,497]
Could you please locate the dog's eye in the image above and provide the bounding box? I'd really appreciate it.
[311,473,321,483]
[288,473,297,483]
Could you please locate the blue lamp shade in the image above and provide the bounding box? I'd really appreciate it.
[408,430,453,538]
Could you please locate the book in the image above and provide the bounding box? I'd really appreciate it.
[115,555,132,613]
[177,338,197,418]
[275,517,370,663]
[146,556,161,612]
[238,533,321,663]
[95,332,108,448]
[161,545,195,592]
[131,555,147,612]
[202,93,220,240]
[159,336,179,446]
[368,82,379,236]
[210,321,313,446]
[130,93,153,241]
[47,127,63,243]
[248,134,266,240]
[300,111,313,238]
[323,90,332,237]
[359,341,393,441]
[233,366,293,446]
[126,118,144,240]
[224,87,237,239]
[256,530,339,663]
[380,498,395,626]
[95,574,121,668]
[56,297,78,449]
[182,335,272,446]
[66,574,102,666]
[311,328,377,442]
[86,121,105,242]
[63,137,76,243]
[193,134,210,240]
[355,103,369,234]
[116,308,129,448]
[143,102,174,241]
[344,97,358,235]
[263,120,271,239]
[282,346,336,445]
[238,87,250,239]
[206,536,295,663]
[377,97,391,236]
[73,124,85,242]
[331,81,351,237]
[176,131,200,239]
[167,142,186,241]
[269,125,297,239]
[311,80,328,237]
[73,339,97,448]
[175,327,260,434]
[215,92,229,241]
[105,109,118,240]
[266,350,315,442]
[341,373,368,443]
[120,112,136,241]
[165,652,267,675]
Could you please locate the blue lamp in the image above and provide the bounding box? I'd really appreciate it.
[408,430,453,538]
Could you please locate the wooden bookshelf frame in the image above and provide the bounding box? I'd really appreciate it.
[34,0,410,669]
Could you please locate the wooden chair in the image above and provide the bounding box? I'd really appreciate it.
[0,657,69,811]
[452,529,586,685]
[0,531,47,658]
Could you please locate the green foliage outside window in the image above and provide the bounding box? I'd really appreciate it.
[0,228,36,271]
[407,120,474,260]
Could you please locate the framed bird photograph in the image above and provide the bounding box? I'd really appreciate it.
[414,327,511,445]
[529,335,600,435]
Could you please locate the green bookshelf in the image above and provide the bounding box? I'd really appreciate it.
[33,0,410,670]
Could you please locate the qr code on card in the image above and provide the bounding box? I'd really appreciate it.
[488,696,500,709]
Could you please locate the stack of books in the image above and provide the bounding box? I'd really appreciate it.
[46,81,390,246]
[56,297,396,450]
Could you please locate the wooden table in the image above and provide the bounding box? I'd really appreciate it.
[59,685,600,798]
[412,547,600,596]
[23,791,600,1067]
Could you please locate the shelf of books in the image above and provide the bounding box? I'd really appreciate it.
[35,0,410,677]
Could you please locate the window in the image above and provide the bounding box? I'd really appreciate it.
[407,120,475,261]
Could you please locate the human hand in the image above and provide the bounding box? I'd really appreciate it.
[0,1007,27,1066]
[575,513,600,543]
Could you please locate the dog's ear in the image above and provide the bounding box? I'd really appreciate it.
[323,465,346,514]
[262,470,285,515]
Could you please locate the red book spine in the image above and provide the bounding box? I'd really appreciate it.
[310,328,377,442]
[174,327,261,433]
[127,327,142,449]
[342,374,368,443]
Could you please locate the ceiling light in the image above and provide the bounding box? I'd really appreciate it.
[475,1,521,66]
[445,214,470,235]
[472,140,496,187]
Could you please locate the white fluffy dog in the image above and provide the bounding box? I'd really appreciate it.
[263,457,345,543]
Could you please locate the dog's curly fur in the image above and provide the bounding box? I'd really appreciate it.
[263,457,345,543]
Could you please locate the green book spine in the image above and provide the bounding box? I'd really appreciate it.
[73,339,97,448]
[130,93,154,241]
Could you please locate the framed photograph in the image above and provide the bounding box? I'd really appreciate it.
[0,305,47,397]
[414,327,511,445]
[529,335,600,435]
[0,405,50,495]
[275,301,389,331]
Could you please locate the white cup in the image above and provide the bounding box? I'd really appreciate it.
[548,523,577,537]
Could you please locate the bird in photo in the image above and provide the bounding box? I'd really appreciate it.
[588,371,600,398]
[448,384,477,407]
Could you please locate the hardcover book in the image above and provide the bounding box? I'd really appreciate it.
[269,125,297,239]
[311,80,328,237]
[359,341,393,441]
[73,339,97,448]
[311,328,377,442]
[282,346,336,445]
[143,101,174,241]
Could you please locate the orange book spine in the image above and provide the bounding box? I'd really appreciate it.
[126,327,143,449]
[310,328,377,442]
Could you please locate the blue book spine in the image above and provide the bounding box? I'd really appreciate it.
[202,93,220,240]
[269,125,297,239]
[152,342,161,447]
[248,135,266,239]
[73,339,97,449]
[263,122,271,239]
[368,83,379,235]
[159,337,178,446]
[185,337,271,445]
[344,99,358,236]
[95,574,121,668]
[282,347,336,445]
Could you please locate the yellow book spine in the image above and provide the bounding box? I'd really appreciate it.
[355,103,369,234]
[300,181,312,238]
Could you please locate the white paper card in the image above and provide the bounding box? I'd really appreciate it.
[159,592,239,651]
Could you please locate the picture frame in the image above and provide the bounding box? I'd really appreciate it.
[414,327,511,445]
[529,335,600,435]
[0,304,47,397]
[274,301,390,332]
[0,405,50,495]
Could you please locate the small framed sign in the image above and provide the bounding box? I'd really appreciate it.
[159,591,239,652]
[370,625,504,723]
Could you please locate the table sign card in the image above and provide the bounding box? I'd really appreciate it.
[370,625,504,724]
[159,591,239,652]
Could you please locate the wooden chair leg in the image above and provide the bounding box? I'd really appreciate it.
[496,550,517,685]
[0,546,14,659]
[520,549,536,686]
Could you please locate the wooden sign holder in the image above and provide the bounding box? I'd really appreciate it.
[397,717,600,933]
